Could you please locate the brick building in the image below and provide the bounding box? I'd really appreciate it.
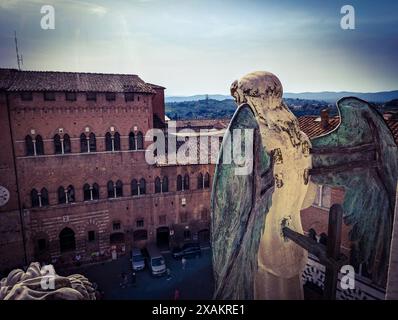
[0,69,214,273]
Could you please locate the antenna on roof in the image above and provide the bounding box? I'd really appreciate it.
[14,31,23,71]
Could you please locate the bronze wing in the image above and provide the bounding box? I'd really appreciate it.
[310,97,398,285]
[211,103,274,299]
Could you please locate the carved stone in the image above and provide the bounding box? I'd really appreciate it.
[0,262,96,300]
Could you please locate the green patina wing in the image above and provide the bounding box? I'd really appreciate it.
[310,97,398,285]
[211,103,273,299]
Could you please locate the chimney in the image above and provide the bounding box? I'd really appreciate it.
[320,109,329,129]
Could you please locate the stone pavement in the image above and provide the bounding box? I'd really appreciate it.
[60,248,214,300]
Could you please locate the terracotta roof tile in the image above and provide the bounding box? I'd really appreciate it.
[0,68,17,90]
[173,119,230,130]
[0,68,156,93]
[298,115,398,144]
[386,119,398,144]
[297,116,340,139]
[184,115,398,146]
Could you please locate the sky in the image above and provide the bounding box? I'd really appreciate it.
[0,0,397,95]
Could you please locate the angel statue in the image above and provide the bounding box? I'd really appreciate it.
[211,71,398,299]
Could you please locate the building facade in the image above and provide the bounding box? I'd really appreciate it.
[0,69,213,272]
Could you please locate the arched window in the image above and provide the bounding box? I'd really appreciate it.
[55,134,71,154]
[64,134,71,154]
[204,172,210,188]
[131,179,138,196]
[105,132,115,151]
[105,132,112,151]
[25,135,34,156]
[58,186,66,204]
[54,134,62,154]
[36,135,44,155]
[32,188,49,208]
[92,183,99,200]
[83,183,91,201]
[41,188,49,206]
[162,176,169,193]
[107,181,114,198]
[116,180,123,197]
[155,177,161,193]
[89,132,96,152]
[139,178,146,195]
[67,185,75,203]
[80,133,88,153]
[114,132,121,151]
[31,189,39,207]
[177,175,183,191]
[83,183,99,201]
[137,131,144,150]
[129,132,136,150]
[59,227,76,252]
[184,174,190,190]
[197,173,204,189]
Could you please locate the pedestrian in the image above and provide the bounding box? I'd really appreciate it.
[123,273,129,287]
[75,253,81,267]
[181,257,186,270]
[120,272,128,288]
[166,268,171,280]
[174,288,180,300]
[132,272,136,287]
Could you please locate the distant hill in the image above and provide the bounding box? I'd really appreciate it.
[166,90,398,103]
[284,91,398,103]
[166,99,236,120]
[166,98,335,120]
[165,95,231,103]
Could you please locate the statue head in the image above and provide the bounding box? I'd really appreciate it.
[230,71,283,114]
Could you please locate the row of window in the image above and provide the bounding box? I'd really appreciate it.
[25,131,144,156]
[30,173,211,207]
[20,91,142,102]
[38,224,207,254]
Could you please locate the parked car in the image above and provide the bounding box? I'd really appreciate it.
[172,242,201,259]
[131,247,145,271]
[146,245,166,276]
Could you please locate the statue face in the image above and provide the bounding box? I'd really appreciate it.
[230,79,246,105]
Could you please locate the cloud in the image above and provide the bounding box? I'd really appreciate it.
[0,0,108,17]
[87,4,107,17]
[0,0,47,10]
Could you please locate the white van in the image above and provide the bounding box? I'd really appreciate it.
[146,245,166,276]
[131,247,145,271]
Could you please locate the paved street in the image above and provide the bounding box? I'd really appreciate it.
[61,248,214,300]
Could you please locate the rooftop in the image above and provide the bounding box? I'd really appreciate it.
[172,115,398,145]
[173,119,230,130]
[298,115,398,144]
[0,68,162,94]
